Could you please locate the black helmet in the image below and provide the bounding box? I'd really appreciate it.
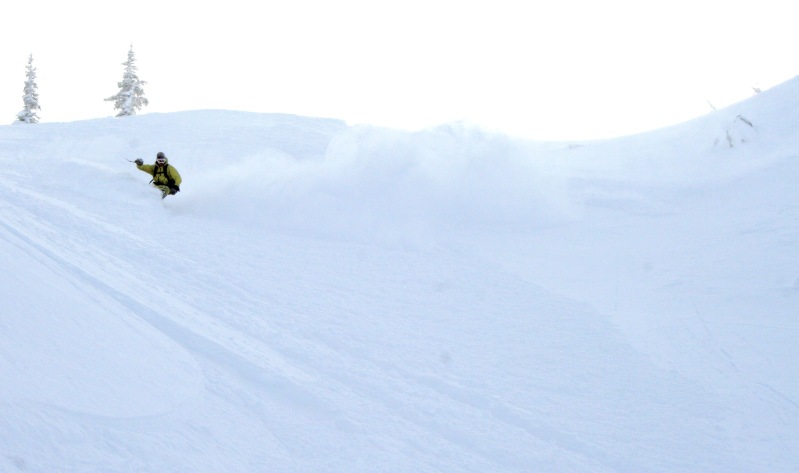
[155,152,167,165]
[156,152,165,159]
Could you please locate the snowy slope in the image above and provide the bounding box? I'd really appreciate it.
[0,81,797,473]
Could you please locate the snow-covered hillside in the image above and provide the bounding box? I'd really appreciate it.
[0,81,797,472]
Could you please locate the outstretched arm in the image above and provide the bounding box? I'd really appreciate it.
[136,163,156,174]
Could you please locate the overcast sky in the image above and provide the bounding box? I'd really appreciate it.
[1,0,796,140]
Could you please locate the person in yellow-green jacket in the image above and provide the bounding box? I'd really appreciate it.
[134,151,182,199]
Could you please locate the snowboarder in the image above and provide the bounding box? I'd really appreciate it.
[134,152,182,198]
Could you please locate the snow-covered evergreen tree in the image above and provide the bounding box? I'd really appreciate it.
[16,54,40,124]
[105,44,149,117]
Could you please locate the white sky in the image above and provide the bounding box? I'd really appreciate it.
[1,0,796,140]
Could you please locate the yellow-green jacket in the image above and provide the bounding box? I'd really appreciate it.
[137,158,182,187]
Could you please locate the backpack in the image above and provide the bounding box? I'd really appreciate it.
[150,164,176,187]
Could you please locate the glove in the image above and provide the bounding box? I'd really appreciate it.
[170,186,180,195]
[134,158,143,165]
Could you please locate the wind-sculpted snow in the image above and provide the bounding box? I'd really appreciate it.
[0,82,797,472]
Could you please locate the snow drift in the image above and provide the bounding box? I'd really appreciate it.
[0,80,797,472]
